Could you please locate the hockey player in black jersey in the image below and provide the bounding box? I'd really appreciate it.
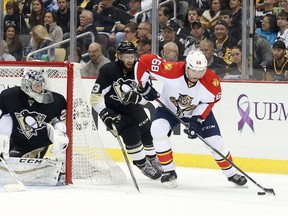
[0,68,68,161]
[90,41,162,180]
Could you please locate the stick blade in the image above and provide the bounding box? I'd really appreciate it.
[264,188,276,196]
[4,183,26,192]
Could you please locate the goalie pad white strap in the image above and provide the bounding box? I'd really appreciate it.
[0,157,64,186]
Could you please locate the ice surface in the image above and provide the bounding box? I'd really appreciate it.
[0,163,287,216]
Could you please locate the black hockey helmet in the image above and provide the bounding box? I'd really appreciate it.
[117,41,137,55]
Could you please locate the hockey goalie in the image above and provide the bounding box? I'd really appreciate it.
[0,68,68,186]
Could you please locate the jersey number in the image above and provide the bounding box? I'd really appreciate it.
[151,58,161,72]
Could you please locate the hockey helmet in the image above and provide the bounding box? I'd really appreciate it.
[185,50,207,80]
[21,68,54,104]
[117,41,137,54]
[117,41,137,61]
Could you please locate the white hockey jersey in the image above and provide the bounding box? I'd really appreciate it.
[135,54,222,121]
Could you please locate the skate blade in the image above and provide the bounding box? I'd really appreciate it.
[163,179,178,189]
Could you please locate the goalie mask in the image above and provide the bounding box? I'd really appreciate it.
[21,68,54,104]
[185,50,207,82]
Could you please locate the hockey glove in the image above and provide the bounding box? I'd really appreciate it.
[137,82,159,101]
[47,123,69,159]
[123,91,142,104]
[0,135,10,160]
[183,116,202,139]
[99,108,120,130]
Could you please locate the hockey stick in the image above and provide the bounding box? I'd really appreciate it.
[111,124,140,193]
[155,98,275,196]
[0,157,26,192]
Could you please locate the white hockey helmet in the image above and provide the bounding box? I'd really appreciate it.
[21,68,54,104]
[185,50,207,80]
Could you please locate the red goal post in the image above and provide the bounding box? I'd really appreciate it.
[0,61,126,185]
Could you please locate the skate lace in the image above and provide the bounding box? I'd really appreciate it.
[142,164,158,175]
[232,174,241,181]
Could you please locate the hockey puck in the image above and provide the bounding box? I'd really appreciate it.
[258,192,266,195]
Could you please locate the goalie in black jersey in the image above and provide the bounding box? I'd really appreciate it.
[0,68,68,185]
[90,41,162,180]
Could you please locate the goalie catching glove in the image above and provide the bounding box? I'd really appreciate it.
[183,116,202,139]
[0,135,10,160]
[99,108,120,130]
[46,123,69,156]
[137,82,159,101]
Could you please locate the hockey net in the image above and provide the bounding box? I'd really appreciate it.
[0,61,126,185]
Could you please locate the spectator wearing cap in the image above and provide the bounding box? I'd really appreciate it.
[213,19,238,65]
[256,14,279,47]
[276,11,288,49]
[137,37,151,57]
[199,39,227,78]
[161,42,179,61]
[266,40,288,81]
[159,22,185,61]
[182,21,208,57]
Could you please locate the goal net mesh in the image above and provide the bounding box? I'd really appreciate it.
[0,62,126,185]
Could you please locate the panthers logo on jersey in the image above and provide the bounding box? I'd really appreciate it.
[170,93,196,117]
[15,109,47,139]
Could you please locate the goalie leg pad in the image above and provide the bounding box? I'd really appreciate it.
[0,157,65,186]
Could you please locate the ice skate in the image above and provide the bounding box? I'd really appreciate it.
[137,161,162,180]
[147,156,163,172]
[228,173,247,186]
[161,170,178,188]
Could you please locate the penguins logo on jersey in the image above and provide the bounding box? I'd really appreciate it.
[170,94,196,117]
[15,109,46,139]
[112,78,137,103]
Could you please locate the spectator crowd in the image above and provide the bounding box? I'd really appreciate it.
[1,0,288,81]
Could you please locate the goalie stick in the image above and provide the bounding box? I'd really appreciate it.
[0,157,26,192]
[155,98,275,196]
[112,124,140,193]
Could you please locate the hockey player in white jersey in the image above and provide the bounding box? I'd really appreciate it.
[135,50,247,188]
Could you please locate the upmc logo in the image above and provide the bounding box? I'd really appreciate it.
[237,94,288,132]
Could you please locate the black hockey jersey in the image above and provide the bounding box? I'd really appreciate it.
[0,87,66,151]
[91,61,144,115]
